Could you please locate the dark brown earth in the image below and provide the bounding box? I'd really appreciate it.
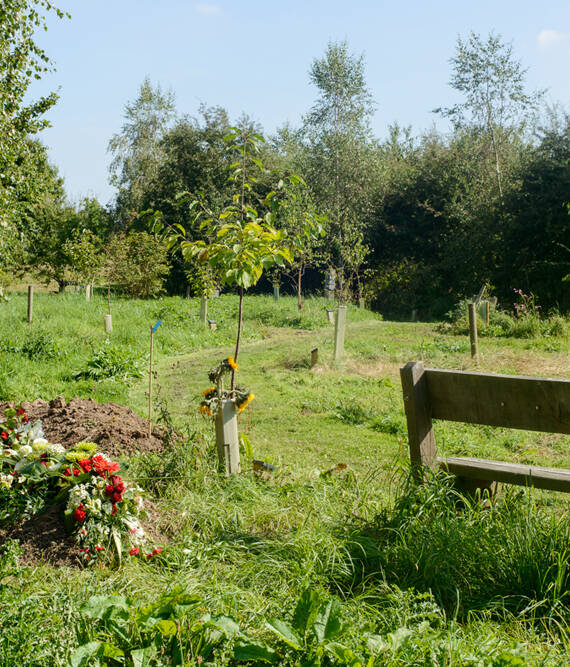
[0,396,167,458]
[0,397,172,566]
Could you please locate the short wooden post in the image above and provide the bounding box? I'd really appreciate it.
[400,361,437,481]
[326,309,334,324]
[200,296,207,325]
[334,305,347,362]
[468,302,479,362]
[273,285,279,301]
[311,347,319,368]
[104,314,112,333]
[85,284,91,301]
[215,399,241,475]
[208,319,217,331]
[485,300,490,327]
[148,325,154,437]
[27,285,33,323]
[359,297,365,309]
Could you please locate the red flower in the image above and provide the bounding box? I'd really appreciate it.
[73,505,87,523]
[111,504,117,515]
[92,454,120,476]
[73,468,80,477]
[129,547,140,556]
[152,547,162,555]
[78,458,93,473]
[94,545,105,552]
[0,432,8,440]
[64,468,72,477]
[16,408,25,416]
[22,416,29,424]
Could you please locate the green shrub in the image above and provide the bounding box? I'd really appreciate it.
[74,340,143,382]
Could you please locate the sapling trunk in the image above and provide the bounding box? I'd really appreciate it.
[297,265,303,310]
[231,286,244,391]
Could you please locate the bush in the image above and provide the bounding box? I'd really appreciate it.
[106,232,170,298]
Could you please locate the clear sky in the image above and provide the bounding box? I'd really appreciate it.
[30,0,570,206]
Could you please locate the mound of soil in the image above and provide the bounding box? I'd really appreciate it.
[1,396,167,458]
[0,397,173,566]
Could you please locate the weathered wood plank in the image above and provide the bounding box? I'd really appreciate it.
[440,457,570,493]
[425,369,570,434]
[400,361,437,476]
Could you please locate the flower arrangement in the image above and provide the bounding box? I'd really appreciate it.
[0,406,159,565]
[199,356,254,418]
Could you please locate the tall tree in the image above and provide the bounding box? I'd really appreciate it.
[0,0,67,237]
[303,40,377,301]
[435,32,542,200]
[108,77,176,224]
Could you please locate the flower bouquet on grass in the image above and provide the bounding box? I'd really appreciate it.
[1,406,159,565]
[199,356,254,418]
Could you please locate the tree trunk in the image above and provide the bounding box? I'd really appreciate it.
[231,286,244,391]
[297,265,303,310]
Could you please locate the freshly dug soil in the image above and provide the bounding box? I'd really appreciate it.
[0,396,167,458]
[0,397,173,566]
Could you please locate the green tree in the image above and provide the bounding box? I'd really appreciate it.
[108,77,176,224]
[435,31,543,200]
[0,0,68,248]
[157,127,295,388]
[303,40,377,302]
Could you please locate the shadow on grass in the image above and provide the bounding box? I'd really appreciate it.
[335,471,570,634]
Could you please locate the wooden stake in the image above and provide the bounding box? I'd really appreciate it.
[200,296,207,325]
[27,285,33,324]
[104,314,113,333]
[85,284,91,301]
[468,302,479,363]
[485,300,490,327]
[311,347,319,367]
[273,285,279,301]
[326,309,334,324]
[334,306,347,362]
[148,325,154,437]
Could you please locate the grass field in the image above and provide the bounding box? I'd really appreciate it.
[1,291,569,665]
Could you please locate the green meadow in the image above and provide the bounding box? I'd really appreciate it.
[1,291,569,665]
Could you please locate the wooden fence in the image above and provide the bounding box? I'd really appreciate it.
[400,361,570,493]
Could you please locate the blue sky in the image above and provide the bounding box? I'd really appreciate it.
[31,0,570,205]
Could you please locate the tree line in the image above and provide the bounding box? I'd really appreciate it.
[1,2,568,314]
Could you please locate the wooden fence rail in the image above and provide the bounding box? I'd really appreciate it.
[400,361,570,493]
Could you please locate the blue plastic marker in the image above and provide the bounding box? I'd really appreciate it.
[152,320,162,333]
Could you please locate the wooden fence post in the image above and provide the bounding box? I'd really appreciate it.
[485,300,490,327]
[468,303,479,362]
[200,296,207,325]
[311,347,319,367]
[400,361,437,480]
[27,285,33,323]
[334,306,347,362]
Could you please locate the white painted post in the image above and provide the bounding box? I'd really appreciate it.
[334,305,347,362]
[326,309,335,324]
[85,284,91,301]
[104,314,113,333]
[215,399,241,475]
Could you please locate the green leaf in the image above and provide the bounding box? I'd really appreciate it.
[155,619,178,636]
[325,642,365,666]
[208,614,242,637]
[79,595,130,621]
[68,641,102,667]
[131,646,157,667]
[292,589,320,635]
[312,599,342,644]
[266,619,303,650]
[234,641,279,663]
[240,433,254,460]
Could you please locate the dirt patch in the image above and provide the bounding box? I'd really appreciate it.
[0,397,174,566]
[1,396,167,458]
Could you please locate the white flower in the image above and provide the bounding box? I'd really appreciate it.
[33,437,49,447]
[0,473,14,489]
[47,443,65,455]
[3,448,18,456]
[19,445,32,456]
[68,484,90,509]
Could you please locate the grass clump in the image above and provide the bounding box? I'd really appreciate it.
[341,472,570,637]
